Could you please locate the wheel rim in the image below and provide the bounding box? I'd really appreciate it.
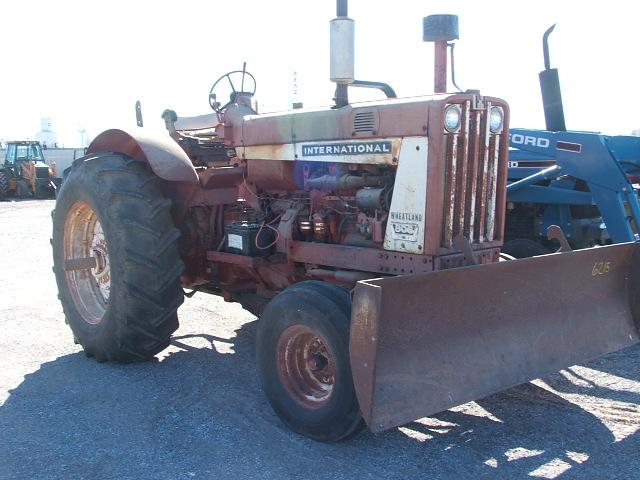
[63,202,110,325]
[276,325,336,409]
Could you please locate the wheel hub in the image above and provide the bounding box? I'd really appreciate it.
[89,225,110,302]
[63,202,110,325]
[276,326,336,409]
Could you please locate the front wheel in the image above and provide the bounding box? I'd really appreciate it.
[256,281,365,441]
[51,154,184,362]
[16,179,31,198]
[35,180,52,199]
[502,238,551,259]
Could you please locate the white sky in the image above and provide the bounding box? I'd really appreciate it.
[1,0,638,146]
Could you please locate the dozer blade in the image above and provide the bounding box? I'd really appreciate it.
[350,242,640,433]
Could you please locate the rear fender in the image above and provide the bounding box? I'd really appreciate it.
[86,128,198,183]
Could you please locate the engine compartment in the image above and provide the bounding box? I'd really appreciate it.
[241,160,394,251]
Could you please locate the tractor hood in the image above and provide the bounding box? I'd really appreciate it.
[226,93,505,149]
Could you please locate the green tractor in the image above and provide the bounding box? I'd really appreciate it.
[0,141,61,199]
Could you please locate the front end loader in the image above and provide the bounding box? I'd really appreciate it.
[51,1,640,442]
[0,140,60,199]
[504,25,640,257]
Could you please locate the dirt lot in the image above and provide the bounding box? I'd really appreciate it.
[1,200,639,480]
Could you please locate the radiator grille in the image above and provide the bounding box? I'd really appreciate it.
[441,101,504,248]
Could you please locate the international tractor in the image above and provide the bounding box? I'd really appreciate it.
[0,140,60,199]
[51,2,640,442]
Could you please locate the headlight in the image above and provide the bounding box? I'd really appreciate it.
[489,106,504,133]
[444,104,461,133]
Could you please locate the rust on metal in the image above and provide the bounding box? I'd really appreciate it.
[63,202,109,326]
[433,247,499,270]
[457,103,471,239]
[474,102,490,242]
[485,130,500,241]
[433,41,448,93]
[440,98,508,250]
[64,257,97,271]
[547,224,572,252]
[277,325,336,409]
[247,160,299,190]
[236,97,434,147]
[350,242,640,432]
[199,166,245,189]
[290,241,433,275]
[206,250,260,267]
[465,109,480,239]
[87,128,199,183]
[307,268,374,286]
[441,132,457,246]
[451,235,478,266]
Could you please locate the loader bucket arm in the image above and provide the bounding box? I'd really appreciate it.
[350,242,640,432]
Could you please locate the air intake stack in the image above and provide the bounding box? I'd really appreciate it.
[423,14,459,93]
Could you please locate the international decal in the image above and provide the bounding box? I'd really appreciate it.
[301,141,392,157]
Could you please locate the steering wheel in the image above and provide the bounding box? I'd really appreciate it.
[208,65,256,113]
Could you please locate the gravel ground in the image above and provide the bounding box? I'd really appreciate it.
[1,199,639,480]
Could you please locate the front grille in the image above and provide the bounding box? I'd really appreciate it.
[441,101,504,248]
[36,166,50,178]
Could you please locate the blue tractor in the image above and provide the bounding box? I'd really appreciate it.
[504,25,640,257]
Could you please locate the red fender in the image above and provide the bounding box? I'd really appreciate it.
[86,128,199,183]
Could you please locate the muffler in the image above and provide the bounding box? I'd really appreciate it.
[350,242,640,432]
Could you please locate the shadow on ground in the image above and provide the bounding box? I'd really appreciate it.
[1,318,638,480]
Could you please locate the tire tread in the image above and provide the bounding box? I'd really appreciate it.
[52,153,184,363]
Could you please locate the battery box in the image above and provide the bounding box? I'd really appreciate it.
[225,221,274,257]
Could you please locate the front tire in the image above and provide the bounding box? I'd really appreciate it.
[52,154,184,362]
[256,281,365,441]
[16,179,31,198]
[35,180,52,199]
[502,238,551,259]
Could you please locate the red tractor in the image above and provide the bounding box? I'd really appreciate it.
[51,3,640,441]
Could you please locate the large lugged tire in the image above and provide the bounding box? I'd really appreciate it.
[0,171,7,199]
[52,154,184,362]
[256,281,366,441]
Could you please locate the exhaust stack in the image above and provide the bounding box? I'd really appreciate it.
[330,0,355,107]
[423,15,459,93]
[539,25,566,131]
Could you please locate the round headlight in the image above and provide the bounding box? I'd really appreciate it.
[489,106,504,133]
[444,104,461,133]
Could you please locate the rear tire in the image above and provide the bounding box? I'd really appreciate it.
[502,238,551,259]
[256,281,366,441]
[52,154,184,362]
[0,171,7,199]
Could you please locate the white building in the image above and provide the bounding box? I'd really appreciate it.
[36,117,58,148]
